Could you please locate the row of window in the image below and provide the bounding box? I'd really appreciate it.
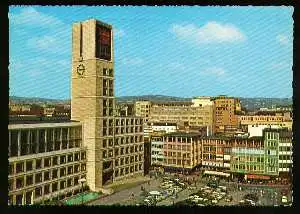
[9,152,86,175]
[103,136,143,147]
[104,146,143,158]
[163,159,192,166]
[114,164,143,177]
[114,155,143,166]
[231,164,264,171]
[9,164,86,191]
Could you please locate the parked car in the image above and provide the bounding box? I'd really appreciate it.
[281,196,288,203]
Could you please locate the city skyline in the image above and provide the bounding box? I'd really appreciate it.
[9,6,293,99]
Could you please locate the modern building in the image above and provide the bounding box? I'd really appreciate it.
[191,96,214,107]
[201,137,232,171]
[115,102,135,117]
[8,117,86,205]
[212,95,241,133]
[161,132,203,173]
[134,101,152,123]
[247,124,281,137]
[230,128,292,181]
[150,101,214,135]
[71,19,144,191]
[239,114,293,131]
[150,132,165,166]
[8,19,146,205]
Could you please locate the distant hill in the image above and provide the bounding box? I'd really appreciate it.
[239,97,292,111]
[10,95,292,111]
[116,95,191,103]
[9,96,70,105]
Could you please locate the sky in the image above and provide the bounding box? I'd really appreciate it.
[9,6,293,99]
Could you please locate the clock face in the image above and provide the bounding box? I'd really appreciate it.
[77,64,85,76]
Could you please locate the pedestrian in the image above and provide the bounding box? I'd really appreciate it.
[148,181,150,185]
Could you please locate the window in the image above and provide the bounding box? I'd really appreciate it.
[35,173,42,183]
[68,154,73,162]
[44,171,50,181]
[44,158,51,168]
[9,164,14,175]
[52,182,58,192]
[60,155,66,164]
[60,180,66,189]
[16,162,24,174]
[35,187,42,198]
[44,184,50,195]
[52,169,58,179]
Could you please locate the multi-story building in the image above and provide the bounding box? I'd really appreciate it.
[191,96,214,107]
[150,101,214,135]
[150,132,165,166]
[201,137,232,171]
[161,132,203,173]
[134,101,151,123]
[8,117,86,205]
[212,95,241,133]
[145,122,177,136]
[230,128,292,181]
[44,107,56,117]
[71,19,144,191]
[247,124,281,137]
[115,102,135,117]
[239,114,293,131]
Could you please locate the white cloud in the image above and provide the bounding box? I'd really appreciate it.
[203,67,226,76]
[121,57,144,66]
[170,21,246,44]
[114,28,125,38]
[276,34,289,46]
[9,7,65,29]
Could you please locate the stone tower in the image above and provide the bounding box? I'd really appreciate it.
[71,19,115,191]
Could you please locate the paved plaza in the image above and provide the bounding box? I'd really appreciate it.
[87,172,292,206]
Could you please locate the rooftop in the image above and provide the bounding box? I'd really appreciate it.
[164,132,203,137]
[9,115,74,124]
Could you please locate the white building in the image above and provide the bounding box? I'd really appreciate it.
[248,124,281,137]
[191,96,214,107]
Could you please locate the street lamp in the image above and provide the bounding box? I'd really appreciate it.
[78,178,86,205]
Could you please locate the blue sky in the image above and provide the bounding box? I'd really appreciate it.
[9,6,293,99]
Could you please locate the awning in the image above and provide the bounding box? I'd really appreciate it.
[203,170,230,177]
[246,174,270,180]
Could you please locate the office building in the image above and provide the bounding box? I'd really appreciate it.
[8,117,86,205]
[212,95,241,133]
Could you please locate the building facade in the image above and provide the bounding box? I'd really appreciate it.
[150,101,214,134]
[161,133,202,173]
[212,95,241,133]
[71,19,144,191]
[134,101,152,123]
[201,137,232,171]
[191,96,214,107]
[8,120,86,205]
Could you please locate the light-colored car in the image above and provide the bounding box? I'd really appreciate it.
[211,199,218,204]
[281,196,288,203]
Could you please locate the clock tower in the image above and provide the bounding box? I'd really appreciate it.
[71,19,115,191]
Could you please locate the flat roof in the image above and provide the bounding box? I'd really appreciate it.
[164,132,203,137]
[9,121,82,129]
[9,116,81,128]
